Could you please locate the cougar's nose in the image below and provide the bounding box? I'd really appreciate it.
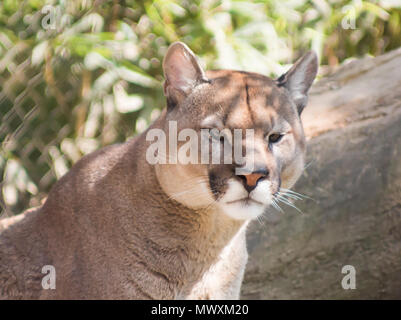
[238,169,268,193]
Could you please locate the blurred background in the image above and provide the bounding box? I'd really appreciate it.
[1,0,401,217]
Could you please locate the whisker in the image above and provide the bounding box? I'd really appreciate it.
[276,195,303,214]
[204,196,220,211]
[256,215,265,226]
[167,184,207,200]
[278,191,302,201]
[280,188,315,201]
[304,159,315,170]
[271,198,284,213]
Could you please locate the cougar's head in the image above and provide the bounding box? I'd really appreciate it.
[152,42,317,220]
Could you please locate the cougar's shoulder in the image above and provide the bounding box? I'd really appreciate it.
[0,138,142,299]
[0,207,46,299]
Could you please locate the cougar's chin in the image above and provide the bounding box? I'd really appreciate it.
[218,178,273,220]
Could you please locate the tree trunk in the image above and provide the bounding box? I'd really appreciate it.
[241,48,401,299]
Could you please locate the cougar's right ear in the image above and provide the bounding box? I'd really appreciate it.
[163,42,208,108]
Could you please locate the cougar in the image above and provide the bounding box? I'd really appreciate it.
[0,42,317,299]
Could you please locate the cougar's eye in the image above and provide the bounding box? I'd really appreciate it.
[209,129,224,143]
[268,133,284,144]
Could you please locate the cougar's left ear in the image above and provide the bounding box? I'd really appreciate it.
[163,42,208,108]
[276,51,318,114]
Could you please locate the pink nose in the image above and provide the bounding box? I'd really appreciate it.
[243,173,265,188]
[238,171,268,193]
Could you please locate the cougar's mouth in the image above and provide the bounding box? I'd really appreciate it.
[225,197,264,205]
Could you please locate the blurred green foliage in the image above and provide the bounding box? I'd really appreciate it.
[1,0,401,215]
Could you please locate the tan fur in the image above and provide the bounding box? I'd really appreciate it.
[0,42,317,299]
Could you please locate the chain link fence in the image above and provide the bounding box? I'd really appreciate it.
[0,1,166,217]
[0,30,92,216]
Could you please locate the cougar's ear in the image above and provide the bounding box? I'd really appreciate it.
[163,42,208,107]
[276,51,318,114]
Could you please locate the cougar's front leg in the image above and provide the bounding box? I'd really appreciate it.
[186,226,248,300]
